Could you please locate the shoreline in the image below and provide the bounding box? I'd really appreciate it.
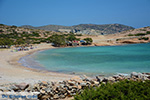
[18,42,150,77]
[0,42,149,85]
[0,43,76,85]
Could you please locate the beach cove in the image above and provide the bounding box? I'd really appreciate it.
[20,43,150,77]
[0,43,76,85]
[0,43,150,100]
[0,43,150,85]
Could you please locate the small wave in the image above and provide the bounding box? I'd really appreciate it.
[116,72,129,76]
[18,55,47,70]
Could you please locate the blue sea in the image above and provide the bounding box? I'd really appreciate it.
[19,43,150,76]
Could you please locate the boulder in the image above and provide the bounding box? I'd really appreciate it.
[143,73,150,75]
[77,85,82,89]
[70,76,82,81]
[41,81,48,86]
[108,77,115,82]
[53,94,59,99]
[59,94,65,99]
[34,83,40,91]
[89,80,95,84]
[93,81,99,86]
[9,85,19,91]
[0,87,7,92]
[44,87,52,93]
[113,75,119,79]
[67,80,76,86]
[137,73,143,79]
[131,72,138,78]
[80,82,87,88]
[40,89,46,94]
[25,84,33,92]
[80,75,89,81]
[102,77,108,82]
[96,76,103,83]
[39,94,51,100]
[15,83,29,90]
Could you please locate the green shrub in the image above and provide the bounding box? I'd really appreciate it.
[75,34,82,36]
[0,24,4,26]
[139,37,149,40]
[49,34,66,47]
[128,33,147,36]
[135,33,146,36]
[33,41,41,44]
[74,80,150,100]
[0,30,4,32]
[84,38,93,44]
[67,34,77,41]
[32,32,40,37]
[146,31,150,34]
[128,34,134,36]
[116,39,120,41]
[11,25,17,28]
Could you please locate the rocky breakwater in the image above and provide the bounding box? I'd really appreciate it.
[0,72,150,100]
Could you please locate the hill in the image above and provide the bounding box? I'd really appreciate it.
[21,24,134,35]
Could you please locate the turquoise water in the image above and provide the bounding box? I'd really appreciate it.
[22,43,150,76]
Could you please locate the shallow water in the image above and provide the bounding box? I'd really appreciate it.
[19,43,150,76]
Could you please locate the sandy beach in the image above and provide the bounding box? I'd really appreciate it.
[0,40,149,85]
[0,43,76,85]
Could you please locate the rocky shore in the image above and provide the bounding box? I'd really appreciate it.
[0,72,150,100]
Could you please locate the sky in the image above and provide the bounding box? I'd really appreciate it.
[0,0,150,28]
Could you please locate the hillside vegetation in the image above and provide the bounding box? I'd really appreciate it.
[74,80,150,100]
[0,24,91,47]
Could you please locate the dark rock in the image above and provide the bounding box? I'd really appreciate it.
[96,76,104,83]
[68,81,76,86]
[103,77,108,82]
[25,84,33,92]
[147,76,150,79]
[89,80,95,84]
[34,83,40,91]
[142,73,150,75]
[113,75,119,79]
